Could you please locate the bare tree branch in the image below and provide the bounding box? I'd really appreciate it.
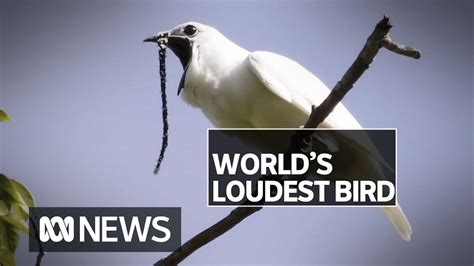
[155,15,420,266]
[155,207,261,266]
[29,217,45,266]
[304,16,420,129]
[382,36,421,59]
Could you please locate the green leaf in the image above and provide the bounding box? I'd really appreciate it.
[0,216,28,234]
[0,218,20,253]
[0,248,16,266]
[0,173,36,265]
[0,202,8,216]
[9,179,35,208]
[0,175,35,209]
[10,204,28,222]
[0,175,20,205]
[0,110,13,123]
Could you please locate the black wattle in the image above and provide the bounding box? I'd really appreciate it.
[167,37,192,70]
[178,63,189,96]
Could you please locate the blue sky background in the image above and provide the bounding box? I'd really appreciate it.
[0,0,472,265]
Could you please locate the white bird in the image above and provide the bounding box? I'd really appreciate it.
[145,22,412,241]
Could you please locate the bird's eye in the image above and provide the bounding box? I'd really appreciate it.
[183,25,197,36]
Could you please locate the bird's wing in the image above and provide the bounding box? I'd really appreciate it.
[247,51,360,128]
[247,51,395,173]
[247,52,409,241]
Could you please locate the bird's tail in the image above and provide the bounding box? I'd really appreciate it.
[381,204,412,241]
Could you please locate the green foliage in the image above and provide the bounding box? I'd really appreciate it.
[0,174,35,266]
[0,110,36,266]
[0,110,13,122]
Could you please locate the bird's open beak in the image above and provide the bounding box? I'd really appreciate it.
[143,32,191,70]
[144,31,193,96]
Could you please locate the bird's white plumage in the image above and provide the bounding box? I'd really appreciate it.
[165,22,412,241]
[248,51,361,128]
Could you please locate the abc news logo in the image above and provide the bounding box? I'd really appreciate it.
[30,208,181,252]
[39,216,170,243]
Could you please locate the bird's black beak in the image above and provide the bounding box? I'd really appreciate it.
[144,31,191,69]
[143,36,160,43]
[144,32,192,96]
[143,31,169,44]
